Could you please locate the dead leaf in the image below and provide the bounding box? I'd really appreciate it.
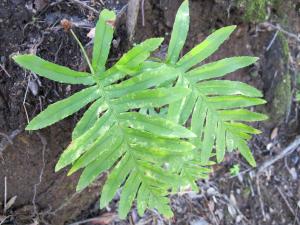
[87,27,96,39]
[60,19,73,31]
[270,127,278,140]
[5,196,17,212]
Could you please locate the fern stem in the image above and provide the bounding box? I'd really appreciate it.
[70,29,95,75]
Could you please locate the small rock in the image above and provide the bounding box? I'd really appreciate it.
[227,204,237,218]
[190,218,209,225]
[289,167,298,180]
[28,79,38,96]
[236,215,243,223]
[206,187,217,196]
[267,142,273,150]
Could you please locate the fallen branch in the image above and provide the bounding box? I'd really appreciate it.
[259,22,300,42]
[127,0,140,42]
[257,136,300,174]
[0,64,11,77]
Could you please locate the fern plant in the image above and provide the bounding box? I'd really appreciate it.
[160,0,267,178]
[13,0,267,220]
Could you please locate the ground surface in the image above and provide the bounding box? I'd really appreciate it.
[0,0,300,224]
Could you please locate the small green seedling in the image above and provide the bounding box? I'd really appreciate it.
[13,0,267,219]
[230,164,240,176]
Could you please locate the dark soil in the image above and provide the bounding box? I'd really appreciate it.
[0,0,300,225]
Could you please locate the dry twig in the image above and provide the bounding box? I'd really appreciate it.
[259,22,300,42]
[256,178,266,221]
[266,30,279,51]
[257,136,300,174]
[276,187,300,225]
[3,177,7,214]
[69,0,98,14]
[127,0,140,42]
[0,64,11,77]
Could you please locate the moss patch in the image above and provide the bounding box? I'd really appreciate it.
[236,0,293,22]
[277,32,290,63]
[236,0,272,22]
[262,32,292,125]
[270,74,292,122]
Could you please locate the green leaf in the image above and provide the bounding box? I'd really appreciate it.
[69,126,123,174]
[149,194,173,218]
[131,60,163,77]
[13,54,95,85]
[100,153,132,208]
[55,110,114,171]
[125,128,195,152]
[131,145,188,163]
[139,161,182,188]
[119,170,141,219]
[26,86,101,130]
[200,109,217,164]
[112,87,191,111]
[216,122,226,163]
[99,38,164,86]
[76,141,124,191]
[118,112,196,138]
[72,97,108,139]
[207,96,266,109]
[106,65,180,98]
[176,26,237,71]
[137,183,149,216]
[224,122,261,134]
[100,67,125,86]
[166,0,189,64]
[196,80,262,97]
[219,109,268,122]
[167,76,189,123]
[179,90,198,124]
[187,57,258,82]
[92,9,116,73]
[191,98,207,145]
[116,38,164,69]
[235,138,256,167]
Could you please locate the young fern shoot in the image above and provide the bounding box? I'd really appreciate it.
[13,1,267,220]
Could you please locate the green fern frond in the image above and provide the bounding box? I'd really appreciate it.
[12,0,268,220]
[164,0,267,167]
[13,8,195,219]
